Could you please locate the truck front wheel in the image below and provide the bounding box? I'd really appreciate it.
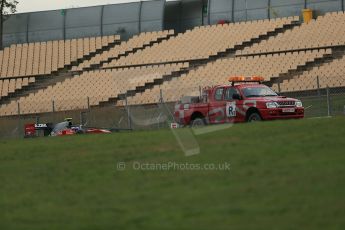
[191,118,206,128]
[247,112,262,122]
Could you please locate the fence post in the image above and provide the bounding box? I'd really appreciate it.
[86,97,91,127]
[159,89,164,103]
[17,102,20,115]
[326,86,331,117]
[316,75,320,97]
[245,0,248,21]
[316,75,322,116]
[277,81,281,93]
[52,100,55,113]
[17,102,21,138]
[87,97,90,110]
[125,93,132,130]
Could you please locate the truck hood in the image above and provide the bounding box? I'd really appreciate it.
[245,96,299,102]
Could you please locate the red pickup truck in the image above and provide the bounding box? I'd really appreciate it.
[174,77,304,126]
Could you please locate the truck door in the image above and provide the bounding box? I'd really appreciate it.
[208,87,227,124]
[224,87,246,123]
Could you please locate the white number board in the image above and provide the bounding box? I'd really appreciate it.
[226,102,237,117]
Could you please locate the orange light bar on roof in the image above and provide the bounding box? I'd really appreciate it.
[228,76,264,82]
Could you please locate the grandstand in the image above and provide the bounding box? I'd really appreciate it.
[1,11,345,116]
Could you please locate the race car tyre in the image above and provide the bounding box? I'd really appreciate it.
[191,118,206,128]
[248,112,262,122]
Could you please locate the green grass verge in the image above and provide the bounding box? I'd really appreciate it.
[1,117,345,230]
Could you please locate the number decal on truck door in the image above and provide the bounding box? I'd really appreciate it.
[226,102,237,117]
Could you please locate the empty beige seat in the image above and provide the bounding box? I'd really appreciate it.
[276,53,345,92]
[0,34,120,79]
[0,34,120,102]
[0,63,188,115]
[77,31,170,71]
[3,14,345,117]
[126,50,326,105]
[240,13,345,55]
[106,17,298,67]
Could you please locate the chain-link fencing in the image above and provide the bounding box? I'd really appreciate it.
[0,82,344,139]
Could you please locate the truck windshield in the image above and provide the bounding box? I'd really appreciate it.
[241,86,278,98]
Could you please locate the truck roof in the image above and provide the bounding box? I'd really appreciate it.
[213,83,267,89]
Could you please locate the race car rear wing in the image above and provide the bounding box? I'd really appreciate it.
[24,123,53,137]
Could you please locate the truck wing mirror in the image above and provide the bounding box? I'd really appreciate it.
[232,93,242,100]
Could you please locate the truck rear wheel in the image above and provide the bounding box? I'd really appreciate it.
[248,113,262,122]
[191,118,206,128]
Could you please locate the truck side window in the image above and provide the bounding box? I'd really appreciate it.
[225,88,239,100]
[215,88,224,101]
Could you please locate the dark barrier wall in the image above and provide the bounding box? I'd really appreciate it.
[234,0,269,21]
[164,1,181,32]
[209,0,344,24]
[209,0,233,24]
[102,2,140,40]
[270,0,305,18]
[306,0,343,16]
[65,6,102,39]
[28,10,64,42]
[3,0,345,47]
[165,0,207,32]
[140,0,165,33]
[3,13,28,45]
[3,0,164,46]
[180,0,203,31]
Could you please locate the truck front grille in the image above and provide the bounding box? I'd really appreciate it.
[277,101,295,107]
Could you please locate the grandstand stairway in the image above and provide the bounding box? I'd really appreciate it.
[207,20,300,61]
[55,38,121,75]
[83,33,176,72]
[98,65,191,106]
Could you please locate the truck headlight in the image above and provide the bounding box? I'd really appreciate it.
[295,101,303,108]
[266,102,278,109]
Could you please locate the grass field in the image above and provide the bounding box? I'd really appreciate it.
[1,117,345,230]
